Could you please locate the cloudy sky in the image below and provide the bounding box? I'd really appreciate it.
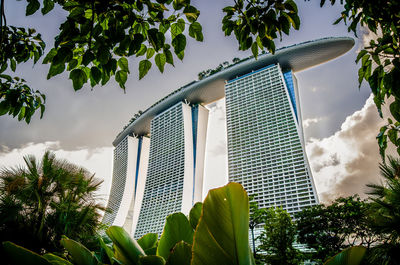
[0,1,386,204]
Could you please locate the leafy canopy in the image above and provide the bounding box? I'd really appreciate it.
[257,207,301,265]
[295,196,382,263]
[0,0,202,122]
[320,0,400,159]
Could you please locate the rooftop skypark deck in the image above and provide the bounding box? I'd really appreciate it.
[113,37,355,146]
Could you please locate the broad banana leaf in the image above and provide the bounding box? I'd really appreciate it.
[189,202,203,230]
[324,246,367,265]
[43,253,73,265]
[106,226,145,265]
[98,236,115,264]
[165,241,191,265]
[138,233,158,255]
[2,241,52,265]
[157,213,193,260]
[60,236,99,265]
[138,255,165,265]
[191,182,255,265]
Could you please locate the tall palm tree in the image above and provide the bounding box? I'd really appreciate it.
[367,156,400,243]
[366,156,400,264]
[0,151,105,254]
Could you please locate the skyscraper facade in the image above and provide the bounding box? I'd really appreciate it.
[133,102,208,238]
[225,64,318,216]
[102,135,150,235]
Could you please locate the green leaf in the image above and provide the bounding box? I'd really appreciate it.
[26,0,40,16]
[115,70,128,89]
[118,57,130,73]
[358,67,365,86]
[2,241,52,265]
[148,29,164,51]
[189,202,202,230]
[155,53,166,73]
[176,50,184,60]
[139,60,152,80]
[97,46,111,65]
[222,6,236,12]
[288,12,300,30]
[189,22,203,41]
[284,0,298,13]
[147,48,156,59]
[166,241,192,265]
[372,54,381,65]
[69,68,87,91]
[53,47,73,65]
[183,5,199,23]
[324,246,367,265]
[129,34,145,55]
[47,63,65,79]
[106,226,145,265]
[136,44,148,57]
[138,255,166,265]
[251,42,258,59]
[356,50,368,63]
[90,66,102,85]
[61,236,99,265]
[82,51,95,66]
[191,182,254,265]
[171,20,185,36]
[10,59,16,72]
[98,237,115,265]
[388,129,398,145]
[165,50,174,66]
[138,233,158,255]
[157,213,194,260]
[68,59,79,71]
[43,48,57,64]
[43,253,73,265]
[172,34,186,54]
[0,62,7,73]
[18,106,26,121]
[279,15,290,35]
[41,0,55,15]
[0,101,9,116]
[390,101,400,121]
[101,71,110,86]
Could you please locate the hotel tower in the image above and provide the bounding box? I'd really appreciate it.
[103,37,354,237]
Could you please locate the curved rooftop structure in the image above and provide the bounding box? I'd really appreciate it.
[114,36,354,146]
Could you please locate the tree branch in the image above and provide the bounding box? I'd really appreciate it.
[0,0,4,44]
[88,0,95,52]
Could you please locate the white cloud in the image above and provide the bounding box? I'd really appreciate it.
[0,142,113,203]
[306,95,389,202]
[303,117,325,128]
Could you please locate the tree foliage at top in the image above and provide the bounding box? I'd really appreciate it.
[0,0,203,122]
[0,23,46,123]
[0,0,300,123]
[222,0,300,59]
[320,0,400,159]
[0,151,105,254]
